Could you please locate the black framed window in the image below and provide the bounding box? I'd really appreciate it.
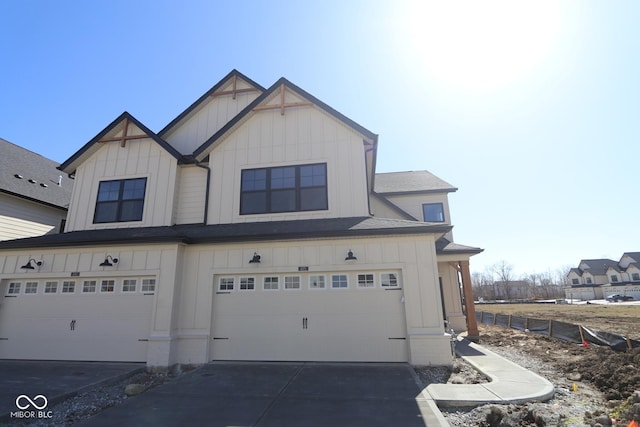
[94,178,147,223]
[240,163,327,214]
[422,203,445,222]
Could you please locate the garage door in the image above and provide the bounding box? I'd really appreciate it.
[0,277,155,362]
[210,271,407,362]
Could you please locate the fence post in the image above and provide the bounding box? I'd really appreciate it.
[508,315,512,329]
[525,317,529,330]
[627,336,633,351]
[579,325,585,344]
[548,319,553,337]
[493,313,497,325]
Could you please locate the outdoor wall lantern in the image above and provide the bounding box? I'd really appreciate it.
[20,259,43,270]
[99,255,119,267]
[249,252,261,264]
[345,250,357,261]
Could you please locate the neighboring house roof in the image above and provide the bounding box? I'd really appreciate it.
[568,268,582,276]
[606,265,623,273]
[58,112,185,175]
[374,171,458,195]
[0,217,452,249]
[158,69,266,138]
[435,237,483,255]
[577,259,618,275]
[192,77,378,161]
[622,252,640,263]
[0,137,73,210]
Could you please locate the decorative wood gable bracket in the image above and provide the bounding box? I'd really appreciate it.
[252,84,313,116]
[210,74,260,100]
[98,117,148,148]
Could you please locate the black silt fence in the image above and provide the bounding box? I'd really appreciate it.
[476,311,640,352]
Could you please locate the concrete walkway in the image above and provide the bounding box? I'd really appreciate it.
[426,338,555,407]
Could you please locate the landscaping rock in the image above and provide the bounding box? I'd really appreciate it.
[124,383,146,396]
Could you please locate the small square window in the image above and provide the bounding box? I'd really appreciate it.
[45,281,58,294]
[219,278,235,291]
[571,278,579,285]
[331,274,348,289]
[240,277,255,291]
[357,273,375,288]
[7,282,21,295]
[611,275,619,283]
[586,277,592,284]
[122,279,137,292]
[309,275,325,289]
[422,203,445,222]
[141,279,156,293]
[264,276,279,290]
[83,280,97,293]
[284,276,300,290]
[381,273,399,288]
[101,280,115,293]
[25,282,39,294]
[62,281,76,293]
[632,273,640,281]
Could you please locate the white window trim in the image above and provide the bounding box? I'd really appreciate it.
[309,275,326,290]
[44,281,59,295]
[7,282,21,295]
[331,274,349,289]
[122,279,138,293]
[356,273,375,289]
[263,276,279,291]
[218,277,235,292]
[284,275,301,290]
[61,281,76,294]
[82,280,98,293]
[236,276,255,291]
[141,278,156,293]
[380,272,401,288]
[24,281,39,295]
[100,279,116,293]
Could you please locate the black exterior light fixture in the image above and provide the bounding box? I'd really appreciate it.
[345,250,357,261]
[249,252,261,264]
[20,259,43,270]
[99,255,119,267]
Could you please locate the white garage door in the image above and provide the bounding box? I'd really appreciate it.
[0,277,155,362]
[210,271,408,362]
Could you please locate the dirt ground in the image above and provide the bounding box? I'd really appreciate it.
[460,311,640,426]
[475,302,640,339]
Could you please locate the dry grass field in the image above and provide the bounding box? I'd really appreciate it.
[474,302,640,339]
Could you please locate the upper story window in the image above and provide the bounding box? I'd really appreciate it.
[240,163,327,215]
[611,274,619,283]
[422,203,445,222]
[94,178,147,223]
[571,278,579,285]
[586,277,593,284]
[633,273,640,281]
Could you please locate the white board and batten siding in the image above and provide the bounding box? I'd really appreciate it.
[207,92,371,224]
[164,80,261,155]
[65,138,178,231]
[173,165,207,225]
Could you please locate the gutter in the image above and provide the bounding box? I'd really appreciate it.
[195,160,211,225]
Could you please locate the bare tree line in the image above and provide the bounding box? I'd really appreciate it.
[472,260,571,301]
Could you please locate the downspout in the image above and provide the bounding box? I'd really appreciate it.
[195,161,211,225]
[363,139,377,216]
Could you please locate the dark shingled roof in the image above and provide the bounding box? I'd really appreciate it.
[0,217,452,249]
[374,171,457,195]
[435,237,483,255]
[0,137,73,210]
[578,259,618,275]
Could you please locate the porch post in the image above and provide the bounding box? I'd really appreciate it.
[459,260,480,342]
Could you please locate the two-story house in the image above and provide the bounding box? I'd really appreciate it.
[566,253,640,300]
[0,138,72,241]
[0,70,481,368]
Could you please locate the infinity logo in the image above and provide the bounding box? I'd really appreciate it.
[15,395,48,410]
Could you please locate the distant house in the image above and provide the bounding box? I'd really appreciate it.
[565,253,640,300]
[0,70,482,368]
[0,138,73,241]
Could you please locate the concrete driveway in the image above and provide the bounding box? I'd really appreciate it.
[79,362,443,427]
[0,360,143,420]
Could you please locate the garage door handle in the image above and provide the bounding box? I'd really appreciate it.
[302,317,308,329]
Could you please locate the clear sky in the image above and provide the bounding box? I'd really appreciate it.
[1,1,639,277]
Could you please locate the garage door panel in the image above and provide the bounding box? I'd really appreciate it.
[210,272,408,362]
[0,287,153,362]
